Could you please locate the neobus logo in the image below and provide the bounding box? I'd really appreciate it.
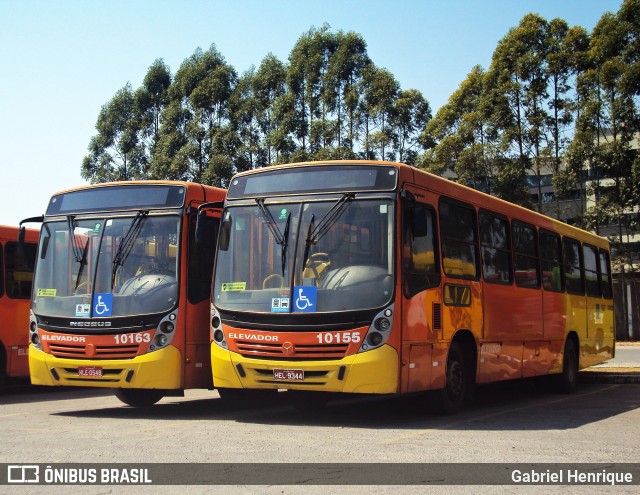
[69,321,112,328]
[41,335,87,343]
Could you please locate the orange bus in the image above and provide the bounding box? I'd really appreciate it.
[26,181,224,406]
[209,160,614,413]
[0,225,38,389]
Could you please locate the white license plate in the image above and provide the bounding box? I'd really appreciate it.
[273,368,304,381]
[78,366,103,377]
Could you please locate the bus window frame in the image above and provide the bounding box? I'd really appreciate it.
[599,249,613,300]
[438,197,480,281]
[583,243,601,298]
[478,209,512,285]
[402,199,441,298]
[539,229,564,293]
[563,236,585,296]
[512,220,541,290]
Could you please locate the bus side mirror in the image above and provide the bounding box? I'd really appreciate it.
[195,210,208,245]
[219,214,231,251]
[194,201,224,245]
[18,215,44,259]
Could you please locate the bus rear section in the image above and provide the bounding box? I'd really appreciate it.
[27,181,224,406]
[0,225,38,388]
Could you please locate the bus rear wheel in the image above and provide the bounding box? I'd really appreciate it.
[114,388,165,407]
[555,339,579,394]
[432,342,468,415]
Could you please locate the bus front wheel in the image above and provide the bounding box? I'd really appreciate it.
[432,342,468,415]
[115,388,165,407]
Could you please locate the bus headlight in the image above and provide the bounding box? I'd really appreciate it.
[149,311,177,352]
[211,304,228,349]
[29,311,42,350]
[359,305,394,353]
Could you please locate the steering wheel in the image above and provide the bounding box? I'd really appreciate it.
[262,274,284,289]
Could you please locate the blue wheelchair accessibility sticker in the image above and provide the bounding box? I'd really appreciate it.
[93,293,113,317]
[293,286,316,313]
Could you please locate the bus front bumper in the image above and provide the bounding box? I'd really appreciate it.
[29,345,182,389]
[211,343,399,394]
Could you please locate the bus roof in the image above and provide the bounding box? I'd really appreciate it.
[230,160,609,250]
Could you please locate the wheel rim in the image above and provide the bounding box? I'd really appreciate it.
[448,359,464,398]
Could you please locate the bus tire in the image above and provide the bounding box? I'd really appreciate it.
[433,341,468,415]
[114,388,165,407]
[556,339,579,394]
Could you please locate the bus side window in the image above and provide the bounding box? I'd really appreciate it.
[540,230,564,292]
[563,237,584,295]
[512,221,540,289]
[599,250,613,299]
[439,199,478,279]
[403,202,440,297]
[583,244,600,297]
[479,211,512,284]
[5,241,36,299]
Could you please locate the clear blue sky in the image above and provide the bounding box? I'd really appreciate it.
[0,0,623,227]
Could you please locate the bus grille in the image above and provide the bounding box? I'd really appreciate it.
[235,340,349,360]
[48,343,139,360]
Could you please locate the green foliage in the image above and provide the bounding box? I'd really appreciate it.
[81,2,640,275]
[83,26,429,185]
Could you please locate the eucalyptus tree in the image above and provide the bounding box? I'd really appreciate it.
[167,45,238,185]
[81,83,146,183]
[134,59,172,161]
[324,30,370,155]
[361,65,399,160]
[549,24,591,219]
[420,66,491,183]
[390,89,431,164]
[485,13,552,208]
[252,53,288,165]
[287,25,337,159]
[231,67,262,172]
[574,5,639,267]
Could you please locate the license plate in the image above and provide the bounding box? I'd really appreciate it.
[78,366,103,377]
[273,368,304,381]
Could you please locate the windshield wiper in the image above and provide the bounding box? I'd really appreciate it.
[67,216,90,291]
[67,216,88,263]
[111,210,149,289]
[302,193,355,267]
[256,199,291,276]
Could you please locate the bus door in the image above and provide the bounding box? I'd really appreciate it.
[183,210,219,389]
[400,187,441,393]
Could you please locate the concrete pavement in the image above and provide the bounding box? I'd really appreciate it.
[579,343,640,384]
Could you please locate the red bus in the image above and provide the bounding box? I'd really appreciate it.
[0,225,38,389]
[26,181,224,406]
[209,160,614,413]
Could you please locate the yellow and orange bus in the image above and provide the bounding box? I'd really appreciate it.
[209,160,614,413]
[26,181,224,406]
[0,225,38,389]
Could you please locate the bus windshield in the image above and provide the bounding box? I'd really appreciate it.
[213,198,394,313]
[33,214,180,319]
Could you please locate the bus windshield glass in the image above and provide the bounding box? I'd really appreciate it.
[33,215,180,319]
[213,198,394,313]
